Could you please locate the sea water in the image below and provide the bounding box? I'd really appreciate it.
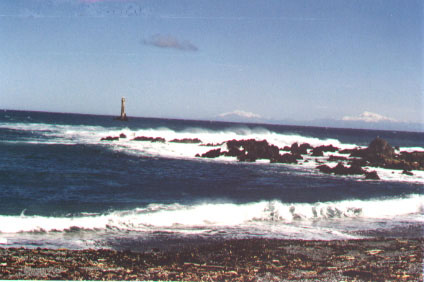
[0,110,423,249]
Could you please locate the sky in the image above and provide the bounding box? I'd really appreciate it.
[0,0,423,128]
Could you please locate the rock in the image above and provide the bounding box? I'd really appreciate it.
[364,171,380,180]
[328,155,349,162]
[170,138,202,144]
[200,149,221,158]
[224,139,280,162]
[290,143,312,155]
[367,137,395,158]
[347,148,368,158]
[399,151,424,167]
[119,133,127,138]
[101,136,119,141]
[316,164,332,174]
[200,142,224,147]
[402,170,413,176]
[132,136,166,143]
[344,138,424,171]
[311,145,339,156]
[271,153,298,164]
[316,162,364,175]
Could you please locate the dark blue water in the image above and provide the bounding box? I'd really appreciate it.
[0,110,423,246]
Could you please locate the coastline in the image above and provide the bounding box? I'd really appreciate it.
[1,238,422,281]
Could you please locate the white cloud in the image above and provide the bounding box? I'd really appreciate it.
[143,34,198,52]
[218,110,262,119]
[342,111,397,123]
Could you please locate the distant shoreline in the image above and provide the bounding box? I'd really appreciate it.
[1,238,422,280]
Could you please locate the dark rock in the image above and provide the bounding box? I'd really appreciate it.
[224,139,280,162]
[119,133,127,138]
[132,136,166,143]
[282,146,291,152]
[271,153,298,164]
[311,148,324,157]
[200,142,224,147]
[344,138,424,171]
[317,162,365,175]
[316,164,332,174]
[200,149,221,158]
[170,138,202,144]
[339,148,356,155]
[368,137,395,158]
[402,169,414,176]
[364,171,380,180]
[327,155,349,162]
[311,145,339,156]
[101,136,119,141]
[399,151,424,167]
[290,143,312,155]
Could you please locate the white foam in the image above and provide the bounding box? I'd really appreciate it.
[2,121,423,183]
[0,195,422,234]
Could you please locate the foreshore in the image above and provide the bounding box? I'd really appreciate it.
[0,238,422,281]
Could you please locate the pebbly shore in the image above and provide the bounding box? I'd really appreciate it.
[0,238,422,281]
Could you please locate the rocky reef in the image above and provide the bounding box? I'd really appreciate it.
[99,132,423,180]
[198,137,424,180]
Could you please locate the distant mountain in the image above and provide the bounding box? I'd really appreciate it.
[215,110,269,124]
[303,118,424,132]
[214,110,423,132]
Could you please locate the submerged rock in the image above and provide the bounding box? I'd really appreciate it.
[200,149,221,158]
[316,162,364,176]
[290,143,312,155]
[311,145,339,156]
[364,171,380,180]
[402,170,414,176]
[224,139,280,162]
[132,136,166,143]
[271,153,299,164]
[101,136,119,141]
[170,138,202,144]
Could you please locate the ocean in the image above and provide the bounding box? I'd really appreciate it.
[0,110,423,250]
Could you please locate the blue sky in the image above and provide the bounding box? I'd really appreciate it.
[0,0,422,127]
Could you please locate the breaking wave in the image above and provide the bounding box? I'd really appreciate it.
[0,195,422,234]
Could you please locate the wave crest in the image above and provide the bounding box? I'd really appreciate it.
[0,195,422,234]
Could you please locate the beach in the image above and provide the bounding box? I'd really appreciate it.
[0,238,422,281]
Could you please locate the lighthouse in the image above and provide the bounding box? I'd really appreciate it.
[115,97,128,121]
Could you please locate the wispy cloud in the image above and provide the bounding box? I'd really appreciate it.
[342,111,397,123]
[142,34,198,52]
[219,110,262,119]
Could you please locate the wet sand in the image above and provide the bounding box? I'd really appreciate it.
[0,238,422,281]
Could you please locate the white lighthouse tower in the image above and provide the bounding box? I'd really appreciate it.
[116,97,128,121]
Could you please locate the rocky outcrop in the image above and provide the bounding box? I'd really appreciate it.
[364,171,380,180]
[224,139,280,162]
[194,136,422,181]
[197,139,303,163]
[311,145,339,156]
[198,149,221,158]
[316,162,365,176]
[317,162,379,179]
[290,143,312,155]
[402,169,413,176]
[119,133,127,138]
[349,138,424,171]
[328,155,349,162]
[132,136,166,143]
[271,153,299,164]
[170,138,202,144]
[101,136,119,141]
